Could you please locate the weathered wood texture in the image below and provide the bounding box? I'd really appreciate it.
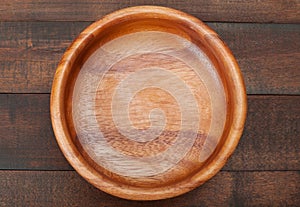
[1,94,299,171]
[0,171,299,206]
[0,0,299,23]
[0,0,299,204]
[0,94,70,170]
[0,22,299,94]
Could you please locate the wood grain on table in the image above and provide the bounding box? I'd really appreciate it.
[0,0,299,206]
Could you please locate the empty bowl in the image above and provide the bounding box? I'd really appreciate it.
[51,6,247,200]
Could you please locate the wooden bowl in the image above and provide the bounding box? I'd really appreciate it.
[51,6,247,200]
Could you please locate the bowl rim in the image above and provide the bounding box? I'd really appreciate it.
[50,5,247,200]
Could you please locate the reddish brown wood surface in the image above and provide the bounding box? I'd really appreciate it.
[0,171,299,206]
[1,94,299,171]
[49,7,247,199]
[0,0,299,23]
[0,22,299,94]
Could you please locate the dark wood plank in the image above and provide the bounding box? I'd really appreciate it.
[0,0,299,23]
[223,95,300,171]
[212,23,300,95]
[0,94,299,171]
[0,21,87,93]
[0,22,299,94]
[0,170,299,206]
[0,94,71,170]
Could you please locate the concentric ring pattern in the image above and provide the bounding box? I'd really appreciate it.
[72,31,227,179]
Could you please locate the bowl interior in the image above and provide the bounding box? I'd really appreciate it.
[52,7,246,200]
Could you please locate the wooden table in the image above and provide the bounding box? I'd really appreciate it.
[0,1,299,206]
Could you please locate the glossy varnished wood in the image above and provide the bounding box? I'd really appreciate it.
[51,6,246,200]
